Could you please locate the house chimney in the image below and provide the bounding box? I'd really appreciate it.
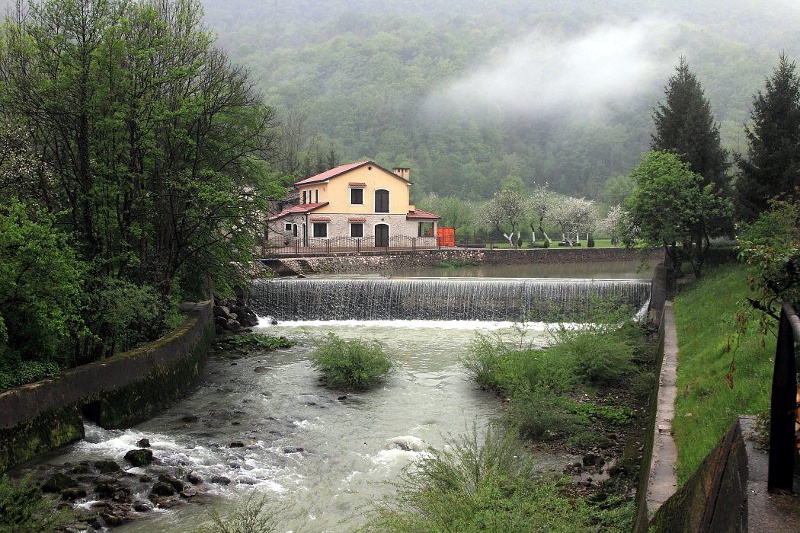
[392,167,410,181]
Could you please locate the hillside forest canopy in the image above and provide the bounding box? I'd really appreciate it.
[0,0,798,386]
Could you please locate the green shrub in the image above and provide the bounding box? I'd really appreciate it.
[361,424,631,532]
[0,475,71,532]
[0,359,61,392]
[511,391,579,441]
[311,333,392,391]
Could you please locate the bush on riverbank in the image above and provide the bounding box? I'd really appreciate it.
[464,319,652,443]
[0,475,71,532]
[311,334,392,391]
[359,424,633,532]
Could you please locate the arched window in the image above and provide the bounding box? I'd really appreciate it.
[375,189,389,213]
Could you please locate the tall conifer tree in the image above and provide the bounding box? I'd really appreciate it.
[652,58,729,193]
[736,53,800,222]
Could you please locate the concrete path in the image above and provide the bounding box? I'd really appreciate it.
[646,301,679,511]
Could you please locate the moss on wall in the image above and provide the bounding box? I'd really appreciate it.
[0,302,214,472]
[98,320,214,428]
[0,406,84,471]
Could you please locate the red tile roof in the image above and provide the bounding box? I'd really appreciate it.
[294,161,369,186]
[406,209,440,220]
[268,202,328,221]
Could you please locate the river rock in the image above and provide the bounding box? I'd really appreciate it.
[158,473,184,493]
[96,479,131,498]
[42,472,78,493]
[149,481,176,498]
[94,459,121,473]
[210,475,231,485]
[100,511,125,527]
[186,472,204,485]
[232,305,259,327]
[124,448,154,467]
[136,438,151,448]
[180,414,199,423]
[61,487,88,501]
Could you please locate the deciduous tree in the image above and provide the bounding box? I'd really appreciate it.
[624,151,731,277]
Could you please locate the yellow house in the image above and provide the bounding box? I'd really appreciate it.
[268,161,440,250]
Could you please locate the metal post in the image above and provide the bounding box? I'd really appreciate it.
[768,302,799,492]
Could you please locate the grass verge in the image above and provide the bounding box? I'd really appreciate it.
[672,263,774,484]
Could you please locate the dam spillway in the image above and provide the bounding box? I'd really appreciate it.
[249,278,651,322]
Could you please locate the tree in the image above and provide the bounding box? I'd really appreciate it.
[418,193,475,238]
[624,151,731,277]
[0,201,82,366]
[736,53,800,222]
[482,187,527,248]
[652,57,729,193]
[597,204,624,246]
[0,0,283,360]
[549,196,596,246]
[527,182,552,244]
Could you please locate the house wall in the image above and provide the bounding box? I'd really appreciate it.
[298,164,410,215]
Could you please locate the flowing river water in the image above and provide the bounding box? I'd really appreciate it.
[29,260,655,532]
[41,319,566,532]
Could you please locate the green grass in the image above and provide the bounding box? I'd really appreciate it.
[672,263,775,484]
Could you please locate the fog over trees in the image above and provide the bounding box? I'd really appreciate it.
[195,0,799,201]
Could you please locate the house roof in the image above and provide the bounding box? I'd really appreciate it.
[406,209,440,220]
[293,160,411,187]
[268,202,328,221]
[294,161,369,186]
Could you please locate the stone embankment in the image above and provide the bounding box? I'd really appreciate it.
[272,247,653,276]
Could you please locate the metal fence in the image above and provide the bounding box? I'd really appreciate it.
[261,235,445,256]
[768,301,799,492]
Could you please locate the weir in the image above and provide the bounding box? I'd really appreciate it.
[249,277,651,322]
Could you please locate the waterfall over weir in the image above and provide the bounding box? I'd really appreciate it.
[249,278,651,322]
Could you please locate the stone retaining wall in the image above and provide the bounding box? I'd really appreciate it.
[274,247,655,275]
[0,301,214,472]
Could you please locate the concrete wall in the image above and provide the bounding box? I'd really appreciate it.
[647,421,748,532]
[0,301,214,472]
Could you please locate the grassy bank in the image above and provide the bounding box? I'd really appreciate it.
[672,263,775,484]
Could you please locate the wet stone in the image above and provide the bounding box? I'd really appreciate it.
[124,449,153,467]
[93,460,121,474]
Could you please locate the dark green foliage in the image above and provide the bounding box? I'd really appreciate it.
[311,333,392,391]
[216,334,296,352]
[652,57,730,193]
[0,359,60,392]
[736,54,800,222]
[0,201,82,370]
[0,475,71,532]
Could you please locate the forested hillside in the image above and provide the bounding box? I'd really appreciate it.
[113,1,800,200]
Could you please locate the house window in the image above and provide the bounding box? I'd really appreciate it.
[315,189,319,203]
[350,223,364,238]
[312,222,327,238]
[285,223,292,231]
[302,190,307,204]
[375,189,389,213]
[350,188,364,205]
